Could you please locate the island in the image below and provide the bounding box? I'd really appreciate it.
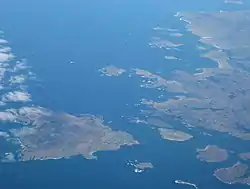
[214,162,250,185]
[129,116,173,128]
[99,65,126,76]
[128,161,153,173]
[149,37,183,49]
[138,10,250,141]
[134,162,153,172]
[158,128,193,142]
[224,0,243,4]
[153,26,168,31]
[196,145,228,163]
[239,152,250,160]
[134,68,186,93]
[169,33,183,37]
[165,56,179,60]
[130,116,194,142]
[196,45,207,51]
[201,50,231,69]
[128,9,250,186]
[0,32,139,163]
[1,106,138,161]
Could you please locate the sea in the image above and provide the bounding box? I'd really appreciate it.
[0,0,250,188]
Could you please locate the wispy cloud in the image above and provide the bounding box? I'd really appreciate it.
[0,39,14,62]
[11,126,37,137]
[2,152,15,162]
[0,131,9,137]
[0,66,7,81]
[0,52,14,62]
[0,39,8,44]
[9,75,26,84]
[13,59,29,72]
[0,106,51,126]
[0,47,11,53]
[16,106,52,124]
[2,91,31,102]
[0,111,16,121]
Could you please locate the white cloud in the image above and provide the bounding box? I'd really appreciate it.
[0,52,14,62]
[0,131,9,137]
[0,67,7,81]
[0,39,14,62]
[0,46,11,53]
[2,152,15,162]
[0,101,6,106]
[11,126,37,137]
[0,111,16,121]
[2,91,31,102]
[18,106,51,119]
[13,59,29,71]
[0,39,8,44]
[9,75,26,84]
[2,106,52,126]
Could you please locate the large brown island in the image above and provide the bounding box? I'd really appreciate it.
[1,106,138,161]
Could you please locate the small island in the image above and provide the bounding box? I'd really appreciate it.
[239,152,250,160]
[214,162,250,185]
[149,37,183,49]
[134,68,186,93]
[224,0,243,4]
[196,45,207,51]
[165,56,179,60]
[99,65,126,76]
[196,145,228,163]
[128,161,153,173]
[169,33,183,37]
[158,128,193,142]
[135,162,153,172]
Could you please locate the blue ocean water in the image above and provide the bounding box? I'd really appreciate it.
[0,0,250,189]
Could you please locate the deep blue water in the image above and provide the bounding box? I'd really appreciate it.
[0,0,250,189]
